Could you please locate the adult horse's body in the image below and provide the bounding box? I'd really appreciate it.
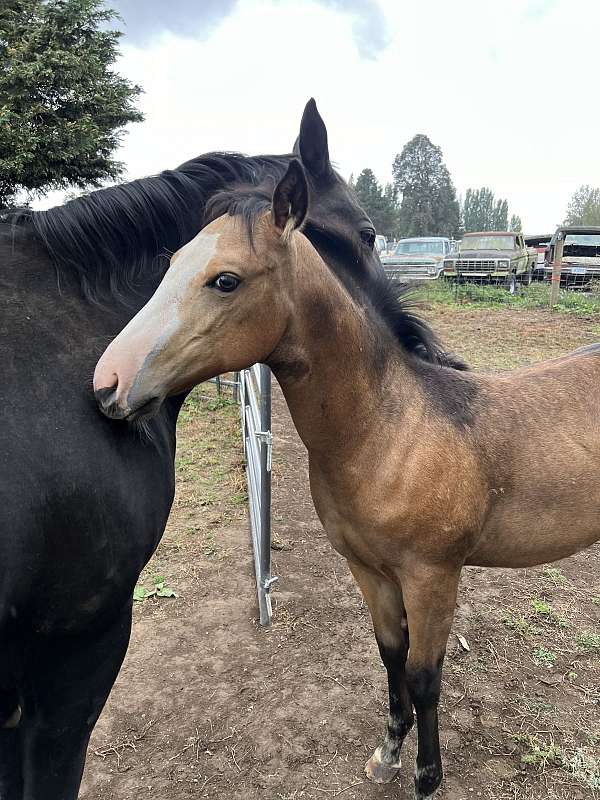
[94,161,600,799]
[0,101,386,800]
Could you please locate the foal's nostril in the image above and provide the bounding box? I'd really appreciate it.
[94,386,121,416]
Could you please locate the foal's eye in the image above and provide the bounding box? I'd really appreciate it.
[212,273,241,293]
[360,229,376,249]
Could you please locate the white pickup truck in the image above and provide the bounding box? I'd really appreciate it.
[542,226,600,286]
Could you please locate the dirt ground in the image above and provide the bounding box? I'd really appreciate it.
[81,305,599,800]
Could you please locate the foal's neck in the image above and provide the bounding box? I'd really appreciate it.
[268,237,419,462]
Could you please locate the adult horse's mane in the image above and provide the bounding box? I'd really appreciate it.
[207,184,468,372]
[5,153,292,301]
[4,151,466,371]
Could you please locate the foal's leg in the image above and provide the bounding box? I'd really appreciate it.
[399,561,461,800]
[348,562,413,785]
[20,602,133,800]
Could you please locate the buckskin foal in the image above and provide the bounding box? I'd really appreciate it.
[94,161,599,799]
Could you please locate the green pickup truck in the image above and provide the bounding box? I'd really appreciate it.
[443,231,535,293]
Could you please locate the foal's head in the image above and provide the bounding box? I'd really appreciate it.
[93,161,309,421]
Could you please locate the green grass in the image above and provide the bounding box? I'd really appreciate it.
[503,613,541,637]
[532,646,557,665]
[530,598,568,628]
[577,632,600,652]
[543,566,568,585]
[513,734,600,790]
[417,279,600,317]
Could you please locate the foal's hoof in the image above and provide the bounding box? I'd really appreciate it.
[365,749,401,784]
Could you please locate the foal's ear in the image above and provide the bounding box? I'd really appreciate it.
[272,160,308,235]
[293,98,333,181]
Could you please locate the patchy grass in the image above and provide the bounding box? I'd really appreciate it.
[577,632,600,652]
[135,381,246,588]
[543,566,568,585]
[418,278,600,317]
[532,646,557,665]
[513,734,600,791]
[530,598,569,627]
[503,612,542,637]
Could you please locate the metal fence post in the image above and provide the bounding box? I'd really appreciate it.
[550,235,564,307]
[258,365,272,623]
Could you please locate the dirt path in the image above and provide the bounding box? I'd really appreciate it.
[81,307,599,800]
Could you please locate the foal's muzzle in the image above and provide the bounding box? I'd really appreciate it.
[94,384,163,422]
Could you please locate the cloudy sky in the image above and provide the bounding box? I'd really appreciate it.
[44,0,600,232]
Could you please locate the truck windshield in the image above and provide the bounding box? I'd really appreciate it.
[395,241,444,255]
[564,234,600,246]
[460,236,515,251]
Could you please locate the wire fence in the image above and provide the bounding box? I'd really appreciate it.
[389,274,600,316]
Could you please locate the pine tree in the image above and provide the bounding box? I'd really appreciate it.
[352,168,399,236]
[0,0,143,206]
[392,134,460,239]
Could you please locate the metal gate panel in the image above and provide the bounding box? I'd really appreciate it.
[240,364,275,625]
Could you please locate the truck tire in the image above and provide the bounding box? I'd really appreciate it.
[520,269,533,286]
[505,274,517,295]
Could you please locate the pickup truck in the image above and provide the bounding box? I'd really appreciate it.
[443,231,535,293]
[542,226,600,287]
[381,237,451,281]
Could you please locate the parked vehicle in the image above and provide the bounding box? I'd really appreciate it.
[381,237,451,281]
[542,226,600,287]
[375,234,387,258]
[524,234,552,281]
[443,231,535,293]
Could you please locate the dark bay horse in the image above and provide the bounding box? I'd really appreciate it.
[0,101,390,800]
[95,160,600,799]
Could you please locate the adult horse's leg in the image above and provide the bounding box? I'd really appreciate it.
[0,655,23,798]
[20,601,133,800]
[348,562,413,785]
[0,727,23,799]
[399,560,462,800]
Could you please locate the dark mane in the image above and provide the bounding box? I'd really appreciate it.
[208,185,468,371]
[6,153,291,301]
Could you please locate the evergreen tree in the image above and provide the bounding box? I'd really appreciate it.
[564,185,600,226]
[392,134,460,238]
[463,187,511,231]
[509,214,522,232]
[352,168,399,236]
[0,0,143,206]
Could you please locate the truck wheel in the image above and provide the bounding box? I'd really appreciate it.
[505,274,517,295]
[520,270,533,287]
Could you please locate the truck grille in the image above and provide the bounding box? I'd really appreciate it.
[455,259,496,272]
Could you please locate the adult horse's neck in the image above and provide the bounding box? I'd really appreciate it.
[268,236,420,466]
